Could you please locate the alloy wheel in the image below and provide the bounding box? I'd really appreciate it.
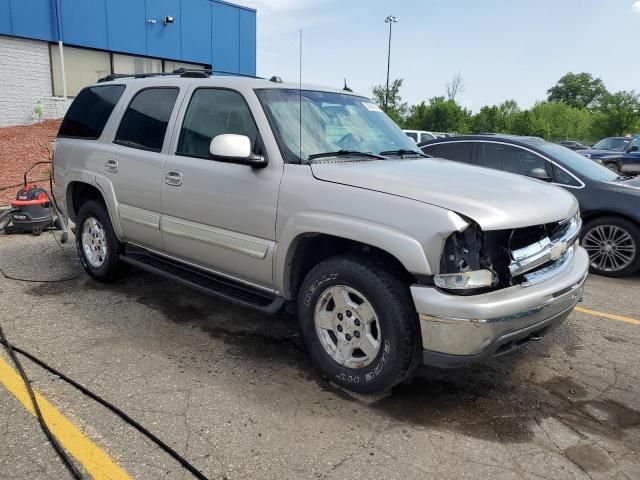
[582,224,636,272]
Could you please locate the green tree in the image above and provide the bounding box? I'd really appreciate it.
[593,90,640,136]
[372,78,408,125]
[547,72,607,110]
[405,96,471,133]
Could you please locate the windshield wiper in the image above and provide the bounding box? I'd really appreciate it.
[307,150,386,161]
[379,149,429,158]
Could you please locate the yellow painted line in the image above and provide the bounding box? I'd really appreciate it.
[0,354,131,480]
[575,306,640,325]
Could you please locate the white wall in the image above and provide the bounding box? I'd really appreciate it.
[0,35,71,127]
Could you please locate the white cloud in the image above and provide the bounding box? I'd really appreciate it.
[633,1,640,14]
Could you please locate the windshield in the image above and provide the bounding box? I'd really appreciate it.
[592,137,631,151]
[255,89,417,163]
[537,143,620,182]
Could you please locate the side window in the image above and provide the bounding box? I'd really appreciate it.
[115,88,179,152]
[420,132,435,143]
[177,89,258,158]
[553,164,580,187]
[58,85,125,139]
[405,132,418,142]
[478,143,550,176]
[431,142,474,163]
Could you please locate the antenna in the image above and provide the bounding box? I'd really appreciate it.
[343,78,353,92]
[299,29,302,163]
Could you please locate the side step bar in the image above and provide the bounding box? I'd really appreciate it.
[120,247,285,314]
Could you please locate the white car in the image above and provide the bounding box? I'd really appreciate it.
[403,130,437,144]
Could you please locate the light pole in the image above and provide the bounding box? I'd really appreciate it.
[384,15,398,113]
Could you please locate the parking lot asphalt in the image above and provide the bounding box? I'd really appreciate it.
[0,232,638,480]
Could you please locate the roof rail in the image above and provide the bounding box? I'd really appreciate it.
[98,68,265,83]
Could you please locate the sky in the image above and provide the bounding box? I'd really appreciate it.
[233,0,640,112]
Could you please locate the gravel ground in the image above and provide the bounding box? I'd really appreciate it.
[0,120,61,206]
[0,232,639,479]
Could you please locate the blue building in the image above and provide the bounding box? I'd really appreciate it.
[0,0,257,126]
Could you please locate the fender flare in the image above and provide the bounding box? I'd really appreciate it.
[274,212,433,297]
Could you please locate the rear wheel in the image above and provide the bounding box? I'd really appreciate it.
[581,217,640,277]
[297,255,419,394]
[75,200,125,282]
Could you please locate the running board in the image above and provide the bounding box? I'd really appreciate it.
[120,247,284,314]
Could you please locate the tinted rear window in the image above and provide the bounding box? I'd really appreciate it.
[58,85,125,139]
[115,88,179,152]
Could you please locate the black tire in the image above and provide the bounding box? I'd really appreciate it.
[297,255,419,394]
[75,199,125,282]
[581,216,640,278]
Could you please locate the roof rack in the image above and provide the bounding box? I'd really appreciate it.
[98,68,265,83]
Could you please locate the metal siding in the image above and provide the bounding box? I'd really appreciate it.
[212,1,239,72]
[239,9,255,75]
[0,0,12,35]
[180,0,211,64]
[9,0,58,41]
[106,0,146,55]
[146,0,181,60]
[60,0,108,49]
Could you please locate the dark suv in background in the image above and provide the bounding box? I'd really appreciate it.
[421,135,640,277]
[578,137,640,175]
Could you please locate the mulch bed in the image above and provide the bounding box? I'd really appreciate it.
[0,119,62,206]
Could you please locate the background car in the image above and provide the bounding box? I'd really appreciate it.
[403,130,437,144]
[420,134,640,277]
[578,137,640,175]
[577,137,640,175]
[558,140,589,151]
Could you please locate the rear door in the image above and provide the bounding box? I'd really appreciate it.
[159,86,281,288]
[106,86,181,250]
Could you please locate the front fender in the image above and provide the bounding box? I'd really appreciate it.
[274,212,433,297]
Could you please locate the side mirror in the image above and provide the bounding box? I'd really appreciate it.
[528,167,552,182]
[209,134,267,168]
[629,145,639,153]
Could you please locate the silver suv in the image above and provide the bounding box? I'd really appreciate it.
[53,71,589,394]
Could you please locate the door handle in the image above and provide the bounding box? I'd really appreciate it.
[165,171,183,186]
[105,159,118,173]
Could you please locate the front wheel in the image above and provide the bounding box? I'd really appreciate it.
[75,200,126,282]
[297,255,419,394]
[581,217,640,277]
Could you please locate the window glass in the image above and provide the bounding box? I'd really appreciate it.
[405,132,418,141]
[553,164,580,186]
[177,89,258,158]
[115,88,179,152]
[478,143,549,176]
[164,60,206,73]
[255,89,416,163]
[536,143,618,182]
[420,132,435,143]
[51,45,111,97]
[431,142,474,163]
[113,54,162,75]
[58,85,125,139]
[592,137,630,151]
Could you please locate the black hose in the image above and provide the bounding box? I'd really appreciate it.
[0,336,210,480]
[0,326,84,479]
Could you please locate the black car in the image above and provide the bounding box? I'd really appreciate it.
[558,140,589,151]
[420,135,640,277]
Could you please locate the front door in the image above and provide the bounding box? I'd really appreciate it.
[160,87,281,289]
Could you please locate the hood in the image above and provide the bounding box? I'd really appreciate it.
[578,148,620,158]
[602,176,640,195]
[310,158,578,231]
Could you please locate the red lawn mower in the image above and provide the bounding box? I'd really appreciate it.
[0,161,69,242]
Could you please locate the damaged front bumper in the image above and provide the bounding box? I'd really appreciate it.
[411,246,589,367]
